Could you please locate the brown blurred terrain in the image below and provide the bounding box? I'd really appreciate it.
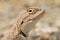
[0,0,60,40]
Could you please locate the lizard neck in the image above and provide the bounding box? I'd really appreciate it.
[1,16,23,40]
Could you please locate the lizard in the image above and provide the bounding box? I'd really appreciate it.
[1,7,45,40]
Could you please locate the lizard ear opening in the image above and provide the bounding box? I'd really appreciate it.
[21,21,24,24]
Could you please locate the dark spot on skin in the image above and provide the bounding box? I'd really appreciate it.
[19,31,27,37]
[21,21,23,24]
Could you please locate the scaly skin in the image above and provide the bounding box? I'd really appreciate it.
[1,7,45,40]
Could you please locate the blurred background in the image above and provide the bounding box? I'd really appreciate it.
[0,0,60,40]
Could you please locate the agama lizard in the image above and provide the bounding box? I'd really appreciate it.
[1,7,45,40]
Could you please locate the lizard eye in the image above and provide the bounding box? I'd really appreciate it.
[29,9,32,12]
[28,9,33,14]
[27,8,38,14]
[27,8,34,14]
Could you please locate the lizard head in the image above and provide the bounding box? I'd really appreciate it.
[20,7,45,23]
[19,7,45,37]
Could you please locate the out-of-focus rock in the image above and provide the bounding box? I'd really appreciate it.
[27,23,53,40]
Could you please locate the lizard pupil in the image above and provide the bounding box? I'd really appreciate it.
[29,10,32,12]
